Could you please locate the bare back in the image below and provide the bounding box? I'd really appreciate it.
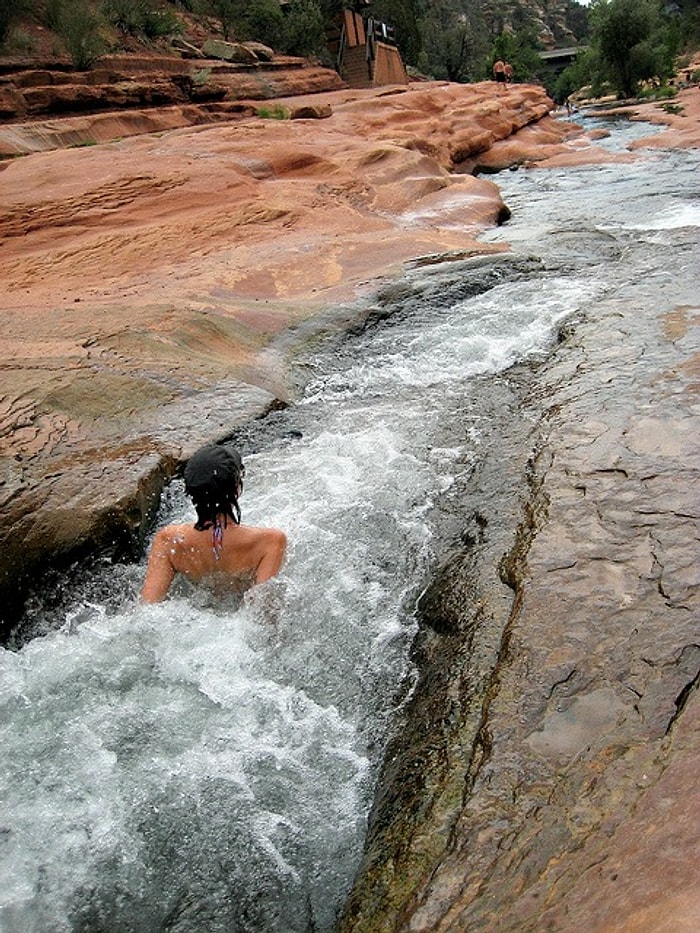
[141,520,287,603]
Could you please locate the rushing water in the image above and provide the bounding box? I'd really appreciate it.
[1,118,699,933]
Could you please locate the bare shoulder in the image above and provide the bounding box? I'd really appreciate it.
[150,523,191,549]
[244,525,287,584]
[235,523,283,539]
[241,524,287,550]
[263,526,287,545]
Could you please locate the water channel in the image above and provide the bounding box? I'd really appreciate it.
[1,116,698,932]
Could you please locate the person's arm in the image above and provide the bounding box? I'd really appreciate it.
[255,528,287,585]
[140,529,177,603]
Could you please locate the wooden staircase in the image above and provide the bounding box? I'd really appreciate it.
[339,45,372,89]
[333,8,408,89]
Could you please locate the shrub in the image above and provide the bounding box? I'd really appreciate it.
[49,0,108,69]
[591,0,675,99]
[141,7,183,38]
[207,0,236,41]
[3,28,35,54]
[191,66,212,85]
[657,84,678,98]
[257,104,290,119]
[44,0,65,31]
[278,0,326,58]
[103,0,183,39]
[103,0,145,35]
[0,0,28,46]
[206,0,284,44]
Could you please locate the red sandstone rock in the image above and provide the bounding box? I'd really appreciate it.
[3,75,698,619]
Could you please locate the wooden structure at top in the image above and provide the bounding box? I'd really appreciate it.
[329,8,408,89]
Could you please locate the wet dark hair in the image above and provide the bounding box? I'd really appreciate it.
[183,444,245,531]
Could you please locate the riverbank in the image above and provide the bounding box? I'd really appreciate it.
[4,73,698,635]
[339,174,700,931]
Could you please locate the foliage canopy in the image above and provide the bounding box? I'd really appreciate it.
[556,0,696,100]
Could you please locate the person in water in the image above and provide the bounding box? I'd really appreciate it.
[141,444,287,603]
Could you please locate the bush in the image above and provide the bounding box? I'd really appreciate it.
[592,0,674,99]
[48,0,108,68]
[488,29,543,84]
[3,28,35,54]
[207,0,237,41]
[278,0,326,58]
[102,0,144,35]
[554,46,600,103]
[257,103,290,119]
[103,0,183,39]
[0,0,28,46]
[639,83,678,99]
[44,0,64,31]
[206,0,284,44]
[142,7,183,38]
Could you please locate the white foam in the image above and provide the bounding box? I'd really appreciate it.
[633,202,700,230]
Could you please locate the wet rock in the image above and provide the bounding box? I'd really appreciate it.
[338,213,700,932]
[0,45,698,926]
[0,382,279,634]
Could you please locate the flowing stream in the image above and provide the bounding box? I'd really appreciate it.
[1,116,698,933]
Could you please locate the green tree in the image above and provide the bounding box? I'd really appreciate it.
[207,0,237,40]
[417,0,489,81]
[678,0,700,45]
[554,46,604,102]
[564,0,591,43]
[103,0,182,38]
[318,0,343,18]
[590,0,673,98]
[368,0,422,66]
[279,0,326,57]
[45,0,108,68]
[237,0,284,43]
[206,0,284,44]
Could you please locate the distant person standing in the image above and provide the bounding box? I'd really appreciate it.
[504,62,514,83]
[493,59,507,89]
